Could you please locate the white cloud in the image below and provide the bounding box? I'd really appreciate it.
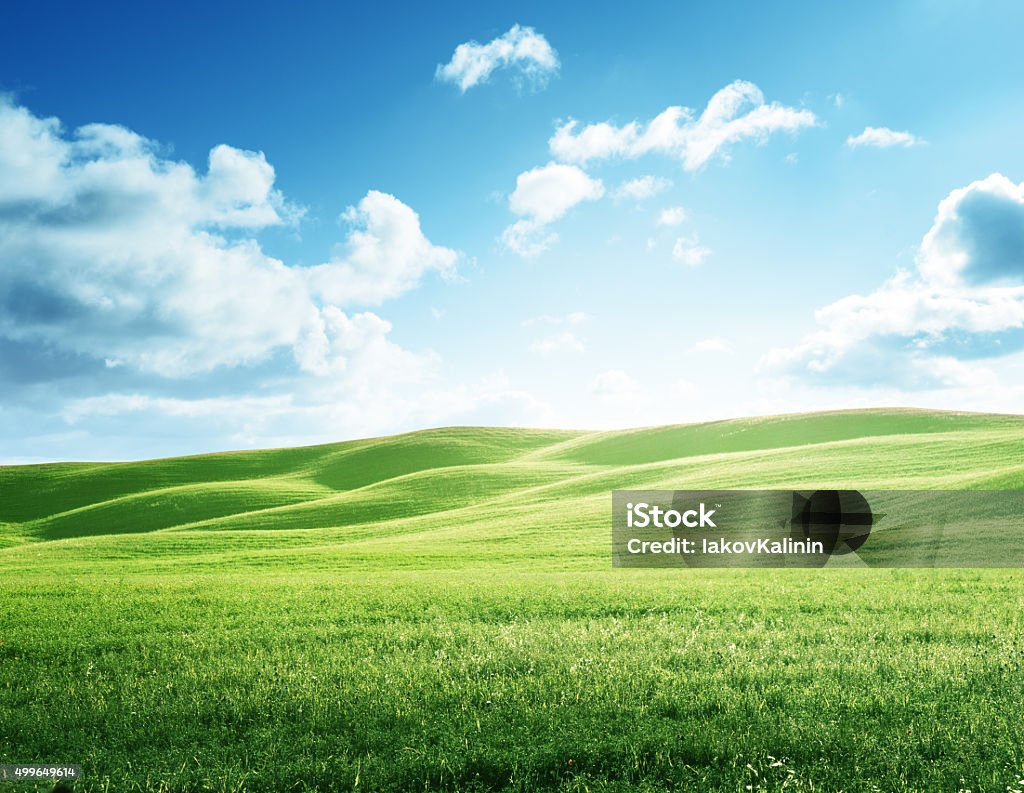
[305,190,458,306]
[764,173,1024,388]
[672,234,711,266]
[0,99,574,460]
[846,126,925,149]
[501,162,604,256]
[202,143,303,227]
[0,101,299,228]
[0,98,456,379]
[436,25,559,92]
[508,162,605,223]
[917,173,1024,286]
[612,175,672,202]
[657,206,688,227]
[549,80,817,170]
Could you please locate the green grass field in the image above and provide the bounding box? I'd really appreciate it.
[2,408,1024,792]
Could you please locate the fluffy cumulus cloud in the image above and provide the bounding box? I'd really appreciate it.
[305,191,458,307]
[764,173,1024,389]
[549,80,817,170]
[436,24,559,92]
[507,162,605,222]
[0,97,458,380]
[501,162,604,256]
[917,174,1024,286]
[846,126,925,149]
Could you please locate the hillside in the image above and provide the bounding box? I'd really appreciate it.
[1,408,1022,570]
[3,408,1024,792]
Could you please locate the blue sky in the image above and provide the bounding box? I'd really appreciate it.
[2,0,1024,461]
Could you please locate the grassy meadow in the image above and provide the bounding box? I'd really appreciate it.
[1,408,1024,792]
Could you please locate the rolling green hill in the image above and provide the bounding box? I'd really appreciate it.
[1,408,1023,792]
[0,407,1022,563]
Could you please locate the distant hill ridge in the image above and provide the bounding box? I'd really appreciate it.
[1,408,1022,549]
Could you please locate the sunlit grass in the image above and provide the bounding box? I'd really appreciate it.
[1,409,1023,791]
